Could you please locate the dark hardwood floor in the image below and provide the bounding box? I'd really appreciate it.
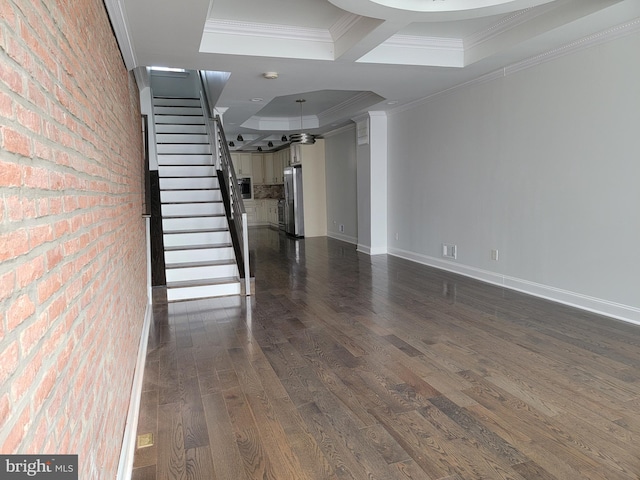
[132,227,640,479]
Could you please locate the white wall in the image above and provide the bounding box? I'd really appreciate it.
[325,126,358,244]
[387,30,640,323]
[301,141,328,237]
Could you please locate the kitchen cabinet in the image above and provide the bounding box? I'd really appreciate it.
[264,150,286,184]
[231,153,252,176]
[252,154,264,184]
[263,199,279,227]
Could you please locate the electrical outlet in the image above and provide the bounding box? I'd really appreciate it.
[491,249,499,261]
[442,243,457,259]
[339,224,344,232]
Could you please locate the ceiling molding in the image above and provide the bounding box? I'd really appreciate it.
[317,91,386,124]
[464,6,542,49]
[103,0,137,70]
[384,35,464,51]
[390,16,640,116]
[203,19,333,43]
[329,13,363,41]
[505,16,640,75]
[322,123,356,138]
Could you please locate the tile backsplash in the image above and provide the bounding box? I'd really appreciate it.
[254,184,284,199]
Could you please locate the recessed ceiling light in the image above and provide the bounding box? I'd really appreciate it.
[251,97,264,102]
[263,72,278,79]
[387,100,398,105]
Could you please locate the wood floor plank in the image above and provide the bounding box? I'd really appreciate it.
[156,403,186,480]
[201,392,247,480]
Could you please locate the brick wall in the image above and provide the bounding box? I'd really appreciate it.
[0,0,147,478]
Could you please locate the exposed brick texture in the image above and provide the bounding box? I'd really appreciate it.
[0,0,147,478]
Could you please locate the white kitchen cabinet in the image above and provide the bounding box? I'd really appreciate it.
[231,153,252,176]
[252,154,264,184]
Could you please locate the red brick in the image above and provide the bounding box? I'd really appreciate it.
[33,368,57,412]
[46,295,68,325]
[0,159,22,186]
[11,350,43,403]
[1,407,30,453]
[0,270,15,303]
[1,126,31,156]
[29,223,53,248]
[16,103,42,134]
[7,294,36,330]
[37,272,61,304]
[0,341,19,384]
[0,91,13,118]
[0,229,29,261]
[0,394,9,423]
[19,311,48,357]
[46,244,64,270]
[49,171,65,190]
[16,255,45,287]
[0,59,24,94]
[27,81,48,111]
[23,166,48,190]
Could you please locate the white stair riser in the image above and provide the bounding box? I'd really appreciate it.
[155,115,204,125]
[167,282,241,301]
[154,106,203,116]
[163,231,231,247]
[161,190,222,203]
[164,247,235,264]
[159,165,215,177]
[157,144,211,155]
[166,264,239,283]
[155,124,206,134]
[159,177,218,190]
[156,134,209,144]
[163,216,228,231]
[157,154,213,166]
[153,98,201,107]
[162,202,225,216]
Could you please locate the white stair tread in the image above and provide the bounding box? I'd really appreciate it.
[161,213,226,219]
[164,243,233,251]
[164,227,229,235]
[166,259,237,269]
[166,277,240,289]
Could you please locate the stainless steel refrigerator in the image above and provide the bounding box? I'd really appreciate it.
[284,164,304,237]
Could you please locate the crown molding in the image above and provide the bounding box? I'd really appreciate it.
[464,5,551,49]
[384,34,463,52]
[506,16,640,75]
[103,0,137,70]
[317,91,385,124]
[329,13,363,42]
[322,123,356,138]
[390,17,640,116]
[203,19,333,43]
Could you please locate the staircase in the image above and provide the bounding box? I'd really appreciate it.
[153,97,241,301]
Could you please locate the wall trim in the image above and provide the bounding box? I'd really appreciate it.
[116,302,152,480]
[328,231,357,245]
[388,247,640,327]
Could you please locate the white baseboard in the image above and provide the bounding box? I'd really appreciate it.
[116,302,153,480]
[327,231,357,245]
[388,247,640,326]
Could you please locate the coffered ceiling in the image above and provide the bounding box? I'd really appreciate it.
[106,0,640,151]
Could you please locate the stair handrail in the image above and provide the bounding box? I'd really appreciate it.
[198,72,251,296]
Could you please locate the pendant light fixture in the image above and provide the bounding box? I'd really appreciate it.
[289,99,315,145]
